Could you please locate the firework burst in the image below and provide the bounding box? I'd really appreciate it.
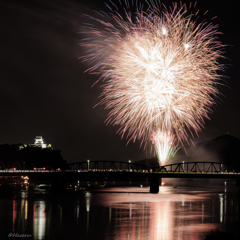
[151,130,179,166]
[81,1,225,165]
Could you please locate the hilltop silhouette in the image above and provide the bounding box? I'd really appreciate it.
[173,134,240,165]
[136,134,240,166]
[0,144,69,170]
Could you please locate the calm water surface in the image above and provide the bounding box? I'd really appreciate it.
[0,183,239,240]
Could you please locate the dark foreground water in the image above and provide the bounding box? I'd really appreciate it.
[0,181,239,240]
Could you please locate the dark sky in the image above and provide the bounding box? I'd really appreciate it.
[0,0,240,163]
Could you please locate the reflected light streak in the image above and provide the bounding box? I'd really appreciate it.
[86,192,91,212]
[12,200,16,232]
[109,207,112,223]
[202,203,204,223]
[182,199,185,207]
[98,188,227,239]
[33,201,46,240]
[76,200,80,224]
[25,200,28,220]
[151,201,172,240]
[85,192,91,234]
[219,194,223,223]
[21,199,24,219]
[131,205,136,239]
[224,195,227,223]
[129,203,132,218]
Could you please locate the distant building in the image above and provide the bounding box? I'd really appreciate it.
[32,136,47,148]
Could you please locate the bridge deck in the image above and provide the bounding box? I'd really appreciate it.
[0,161,239,180]
[0,170,239,179]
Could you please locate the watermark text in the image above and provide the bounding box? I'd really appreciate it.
[8,233,32,238]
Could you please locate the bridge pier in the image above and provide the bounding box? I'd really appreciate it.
[150,177,161,193]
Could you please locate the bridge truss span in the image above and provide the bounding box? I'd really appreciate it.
[155,162,240,175]
[68,160,151,173]
[68,161,240,175]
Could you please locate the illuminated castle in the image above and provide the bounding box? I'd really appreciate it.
[32,136,47,148]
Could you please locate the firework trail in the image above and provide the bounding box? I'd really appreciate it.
[81,1,225,165]
[151,130,179,166]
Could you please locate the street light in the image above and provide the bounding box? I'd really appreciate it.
[128,160,131,171]
[182,161,185,172]
[87,160,90,171]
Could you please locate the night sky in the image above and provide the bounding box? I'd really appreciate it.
[1,0,240,164]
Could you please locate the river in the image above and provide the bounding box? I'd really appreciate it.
[0,180,239,240]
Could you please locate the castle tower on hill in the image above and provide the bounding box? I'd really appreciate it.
[33,136,47,148]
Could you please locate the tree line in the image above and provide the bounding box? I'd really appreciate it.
[0,144,69,170]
